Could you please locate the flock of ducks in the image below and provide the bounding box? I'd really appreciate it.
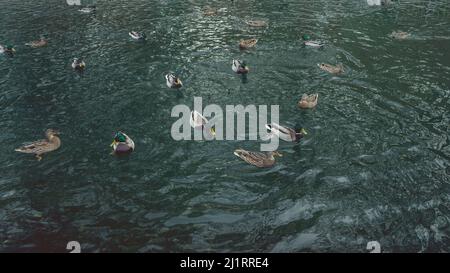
[3,4,411,168]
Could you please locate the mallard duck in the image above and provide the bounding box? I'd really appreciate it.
[15,129,61,161]
[232,59,249,74]
[79,6,96,13]
[318,63,344,74]
[298,93,318,109]
[266,123,307,142]
[111,131,135,155]
[165,73,183,88]
[203,6,217,16]
[367,0,392,6]
[190,111,216,135]
[0,44,15,54]
[190,110,207,129]
[234,149,282,168]
[304,41,324,48]
[129,31,146,40]
[72,58,86,70]
[26,38,48,48]
[239,38,258,49]
[389,31,410,40]
[302,34,324,48]
[246,20,267,27]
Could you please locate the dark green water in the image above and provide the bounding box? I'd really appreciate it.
[1,0,449,252]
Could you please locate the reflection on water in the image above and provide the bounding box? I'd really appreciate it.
[0,0,449,252]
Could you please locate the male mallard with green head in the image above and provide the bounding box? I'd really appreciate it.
[15,129,61,161]
[265,123,307,143]
[111,131,135,155]
[0,44,16,55]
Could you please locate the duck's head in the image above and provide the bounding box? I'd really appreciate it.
[114,132,127,142]
[111,131,127,146]
[167,74,181,85]
[209,126,216,136]
[272,151,283,157]
[74,58,85,68]
[46,129,60,138]
[239,61,249,72]
[6,45,15,53]
[296,128,308,138]
[302,34,311,41]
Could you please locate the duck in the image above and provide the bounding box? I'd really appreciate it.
[0,44,16,55]
[239,38,258,49]
[203,6,218,16]
[298,93,319,109]
[26,38,48,48]
[190,110,207,129]
[389,31,410,40]
[302,34,324,48]
[15,129,61,161]
[318,63,344,74]
[234,149,282,168]
[129,31,146,40]
[265,123,307,143]
[111,131,135,155]
[190,111,216,135]
[367,0,392,6]
[246,20,268,27]
[72,58,86,70]
[165,73,183,88]
[232,59,249,74]
[304,40,324,48]
[79,6,96,13]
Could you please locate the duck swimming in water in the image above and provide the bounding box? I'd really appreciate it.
[302,34,324,48]
[0,44,15,55]
[298,93,318,109]
[232,60,249,74]
[111,131,135,155]
[367,0,392,6]
[304,41,324,48]
[72,58,86,71]
[166,73,183,88]
[79,6,96,13]
[15,129,61,161]
[203,6,218,16]
[266,123,307,143]
[389,31,410,40]
[26,38,48,48]
[234,149,282,168]
[129,31,146,40]
[318,63,344,74]
[190,111,216,135]
[239,38,258,49]
[246,20,267,27]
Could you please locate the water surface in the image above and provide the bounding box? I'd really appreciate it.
[0,0,449,252]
